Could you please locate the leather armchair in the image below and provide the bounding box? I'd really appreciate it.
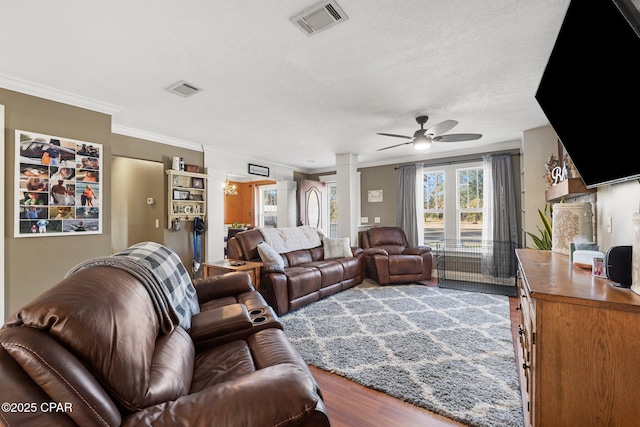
[361,227,433,285]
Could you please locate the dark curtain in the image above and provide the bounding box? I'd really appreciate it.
[396,164,422,247]
[483,154,519,277]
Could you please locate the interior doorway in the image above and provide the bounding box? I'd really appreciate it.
[111,156,164,252]
[223,177,276,228]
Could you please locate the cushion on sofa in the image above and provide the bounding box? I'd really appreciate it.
[323,237,352,259]
[257,242,285,269]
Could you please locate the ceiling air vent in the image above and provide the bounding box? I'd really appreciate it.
[291,0,349,36]
[166,81,202,98]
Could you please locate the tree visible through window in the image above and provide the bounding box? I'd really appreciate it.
[328,182,338,237]
[457,167,483,241]
[422,163,484,245]
[423,170,445,245]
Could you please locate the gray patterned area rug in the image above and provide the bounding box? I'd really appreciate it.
[281,280,524,427]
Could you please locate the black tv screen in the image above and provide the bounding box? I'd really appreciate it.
[535,0,640,188]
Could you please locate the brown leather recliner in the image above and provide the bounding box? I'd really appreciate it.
[0,265,329,426]
[361,226,433,285]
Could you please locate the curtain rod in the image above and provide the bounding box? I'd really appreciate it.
[394,152,520,169]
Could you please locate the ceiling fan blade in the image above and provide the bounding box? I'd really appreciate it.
[425,120,458,137]
[432,133,482,142]
[376,141,413,151]
[377,132,412,140]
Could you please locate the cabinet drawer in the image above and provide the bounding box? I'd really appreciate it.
[517,269,535,426]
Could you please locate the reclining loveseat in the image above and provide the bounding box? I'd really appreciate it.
[0,242,329,427]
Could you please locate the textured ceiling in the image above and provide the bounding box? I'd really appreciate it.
[0,0,570,172]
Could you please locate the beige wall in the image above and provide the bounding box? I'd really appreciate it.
[359,165,397,227]
[2,88,112,316]
[111,156,165,252]
[2,90,204,318]
[110,134,204,271]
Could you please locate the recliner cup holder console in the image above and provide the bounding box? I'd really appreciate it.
[252,315,268,324]
[249,308,265,316]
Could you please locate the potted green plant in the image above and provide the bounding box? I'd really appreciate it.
[526,204,553,250]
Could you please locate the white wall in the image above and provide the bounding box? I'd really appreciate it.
[596,180,640,251]
[521,126,559,247]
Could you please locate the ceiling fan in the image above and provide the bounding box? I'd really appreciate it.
[376,115,482,151]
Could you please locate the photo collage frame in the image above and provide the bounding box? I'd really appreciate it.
[15,130,102,237]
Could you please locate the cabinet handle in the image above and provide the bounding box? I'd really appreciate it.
[516,304,521,311]
[522,363,530,370]
[519,326,524,336]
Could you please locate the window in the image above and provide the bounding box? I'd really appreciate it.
[258,185,277,228]
[327,182,338,238]
[457,167,483,241]
[422,162,484,244]
[423,170,445,245]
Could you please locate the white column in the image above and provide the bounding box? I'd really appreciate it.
[335,154,359,244]
[205,168,226,262]
[277,180,297,227]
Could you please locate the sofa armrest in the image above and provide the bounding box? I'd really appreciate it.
[402,246,431,255]
[363,247,388,257]
[121,364,329,427]
[194,272,254,304]
[189,304,253,342]
[260,262,285,274]
[351,247,363,257]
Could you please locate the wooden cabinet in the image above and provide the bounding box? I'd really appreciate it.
[166,169,207,229]
[516,249,640,427]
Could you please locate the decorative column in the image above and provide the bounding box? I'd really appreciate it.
[335,154,360,244]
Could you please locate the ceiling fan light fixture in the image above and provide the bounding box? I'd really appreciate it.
[413,135,431,150]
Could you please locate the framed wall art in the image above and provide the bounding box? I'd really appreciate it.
[368,189,383,203]
[15,130,103,237]
[248,163,269,177]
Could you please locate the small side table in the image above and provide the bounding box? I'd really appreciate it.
[203,259,263,288]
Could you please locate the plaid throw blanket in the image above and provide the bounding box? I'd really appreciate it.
[66,242,200,333]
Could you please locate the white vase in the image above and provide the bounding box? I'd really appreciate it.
[631,213,640,295]
[552,202,594,255]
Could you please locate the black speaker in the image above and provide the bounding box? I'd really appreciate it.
[606,246,633,287]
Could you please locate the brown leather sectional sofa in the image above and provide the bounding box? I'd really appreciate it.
[0,264,329,426]
[227,228,364,315]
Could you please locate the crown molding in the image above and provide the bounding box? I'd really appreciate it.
[0,74,122,115]
[111,125,204,151]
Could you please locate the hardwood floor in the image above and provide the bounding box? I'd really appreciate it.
[309,286,522,427]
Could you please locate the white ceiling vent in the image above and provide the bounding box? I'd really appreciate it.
[291,0,349,36]
[166,81,202,98]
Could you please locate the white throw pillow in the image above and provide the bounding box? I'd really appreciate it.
[257,242,285,269]
[323,237,353,259]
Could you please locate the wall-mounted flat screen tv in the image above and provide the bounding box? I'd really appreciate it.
[535,0,640,188]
